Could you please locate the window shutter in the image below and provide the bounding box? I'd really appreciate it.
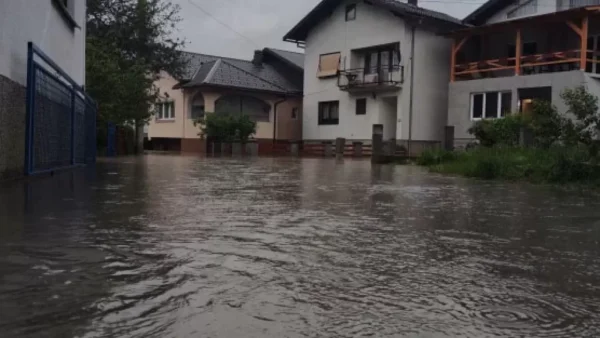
[317,53,341,78]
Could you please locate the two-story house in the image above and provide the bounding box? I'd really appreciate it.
[447,0,600,148]
[146,48,304,154]
[284,0,465,155]
[0,0,87,179]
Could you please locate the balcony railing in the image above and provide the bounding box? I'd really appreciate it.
[338,65,404,92]
[453,49,597,79]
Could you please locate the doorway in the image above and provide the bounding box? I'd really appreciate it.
[518,87,551,114]
[380,96,398,140]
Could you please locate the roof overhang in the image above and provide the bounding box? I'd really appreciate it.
[463,0,514,26]
[446,6,600,37]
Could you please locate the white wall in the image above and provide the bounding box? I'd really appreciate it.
[302,0,451,142]
[486,0,557,24]
[0,0,86,86]
[302,0,407,140]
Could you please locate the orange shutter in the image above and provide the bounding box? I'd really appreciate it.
[317,53,341,78]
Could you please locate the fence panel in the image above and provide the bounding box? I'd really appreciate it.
[25,42,96,175]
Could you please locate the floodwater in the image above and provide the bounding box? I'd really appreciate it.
[1,155,600,338]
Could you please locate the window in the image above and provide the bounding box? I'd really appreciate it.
[190,93,205,119]
[470,92,512,120]
[214,95,271,122]
[345,4,356,21]
[356,98,367,115]
[291,107,299,120]
[52,0,78,29]
[318,101,339,125]
[364,44,401,74]
[156,101,175,120]
[317,52,341,78]
[523,42,537,56]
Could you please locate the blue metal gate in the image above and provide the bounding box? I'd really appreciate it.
[25,42,97,175]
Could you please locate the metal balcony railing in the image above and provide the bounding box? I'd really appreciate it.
[338,65,404,91]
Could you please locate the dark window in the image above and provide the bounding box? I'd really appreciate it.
[500,92,512,117]
[215,95,270,122]
[523,42,537,56]
[356,98,367,115]
[291,107,299,119]
[345,4,356,21]
[507,44,516,58]
[318,101,339,125]
[472,94,483,119]
[485,92,499,118]
[364,44,400,74]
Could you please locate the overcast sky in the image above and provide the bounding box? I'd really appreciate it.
[172,0,487,58]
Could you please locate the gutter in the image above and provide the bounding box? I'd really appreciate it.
[407,24,416,157]
[273,97,288,142]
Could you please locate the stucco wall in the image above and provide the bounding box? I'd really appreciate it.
[301,0,450,142]
[148,79,302,141]
[0,0,86,86]
[448,70,586,142]
[275,98,303,141]
[302,0,407,141]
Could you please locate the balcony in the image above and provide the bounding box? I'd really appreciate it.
[448,6,600,82]
[337,65,404,93]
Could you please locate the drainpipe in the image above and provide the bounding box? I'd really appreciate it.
[273,96,288,142]
[407,25,416,157]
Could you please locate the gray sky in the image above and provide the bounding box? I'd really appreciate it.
[173,0,486,58]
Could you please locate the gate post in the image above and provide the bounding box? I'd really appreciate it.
[372,124,384,164]
[70,91,76,165]
[24,42,35,175]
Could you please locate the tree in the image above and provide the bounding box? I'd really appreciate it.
[561,86,599,146]
[86,0,186,152]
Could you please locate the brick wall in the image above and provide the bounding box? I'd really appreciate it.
[0,75,26,180]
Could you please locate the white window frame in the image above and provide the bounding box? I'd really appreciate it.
[156,101,175,121]
[470,91,512,121]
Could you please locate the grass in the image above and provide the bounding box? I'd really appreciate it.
[417,146,600,184]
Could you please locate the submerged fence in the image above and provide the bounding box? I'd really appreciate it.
[25,42,97,175]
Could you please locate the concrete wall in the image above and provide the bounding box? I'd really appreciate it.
[0,0,86,86]
[301,0,450,142]
[0,0,85,180]
[486,0,557,24]
[147,76,303,142]
[448,70,586,144]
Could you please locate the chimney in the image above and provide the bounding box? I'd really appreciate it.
[408,0,417,5]
[252,50,264,66]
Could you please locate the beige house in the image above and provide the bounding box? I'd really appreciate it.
[147,48,304,154]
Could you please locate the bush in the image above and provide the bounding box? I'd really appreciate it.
[468,114,525,147]
[416,149,456,166]
[194,113,257,143]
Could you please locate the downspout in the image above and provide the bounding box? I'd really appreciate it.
[407,24,417,157]
[273,96,288,142]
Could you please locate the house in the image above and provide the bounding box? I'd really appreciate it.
[0,0,86,179]
[447,0,600,148]
[146,48,304,154]
[283,0,465,155]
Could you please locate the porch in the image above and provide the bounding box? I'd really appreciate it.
[449,6,600,82]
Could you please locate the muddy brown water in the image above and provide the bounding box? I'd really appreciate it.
[1,155,600,337]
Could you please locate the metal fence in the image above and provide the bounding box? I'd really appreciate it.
[25,42,97,175]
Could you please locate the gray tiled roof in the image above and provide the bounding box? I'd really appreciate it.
[283,0,466,42]
[179,51,303,95]
[265,48,305,69]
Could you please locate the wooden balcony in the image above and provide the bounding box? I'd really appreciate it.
[448,6,600,82]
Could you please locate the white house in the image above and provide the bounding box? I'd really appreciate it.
[283,0,465,155]
[0,0,86,179]
[447,0,600,148]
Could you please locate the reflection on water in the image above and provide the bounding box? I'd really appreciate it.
[1,155,600,337]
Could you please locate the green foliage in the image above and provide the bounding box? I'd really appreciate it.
[420,146,600,183]
[528,100,564,148]
[416,149,457,166]
[561,86,599,145]
[86,0,186,144]
[468,114,525,147]
[194,113,257,143]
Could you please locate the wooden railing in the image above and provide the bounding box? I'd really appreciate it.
[454,49,587,77]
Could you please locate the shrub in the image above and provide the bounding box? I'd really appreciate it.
[194,113,256,143]
[416,149,456,166]
[468,114,525,147]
